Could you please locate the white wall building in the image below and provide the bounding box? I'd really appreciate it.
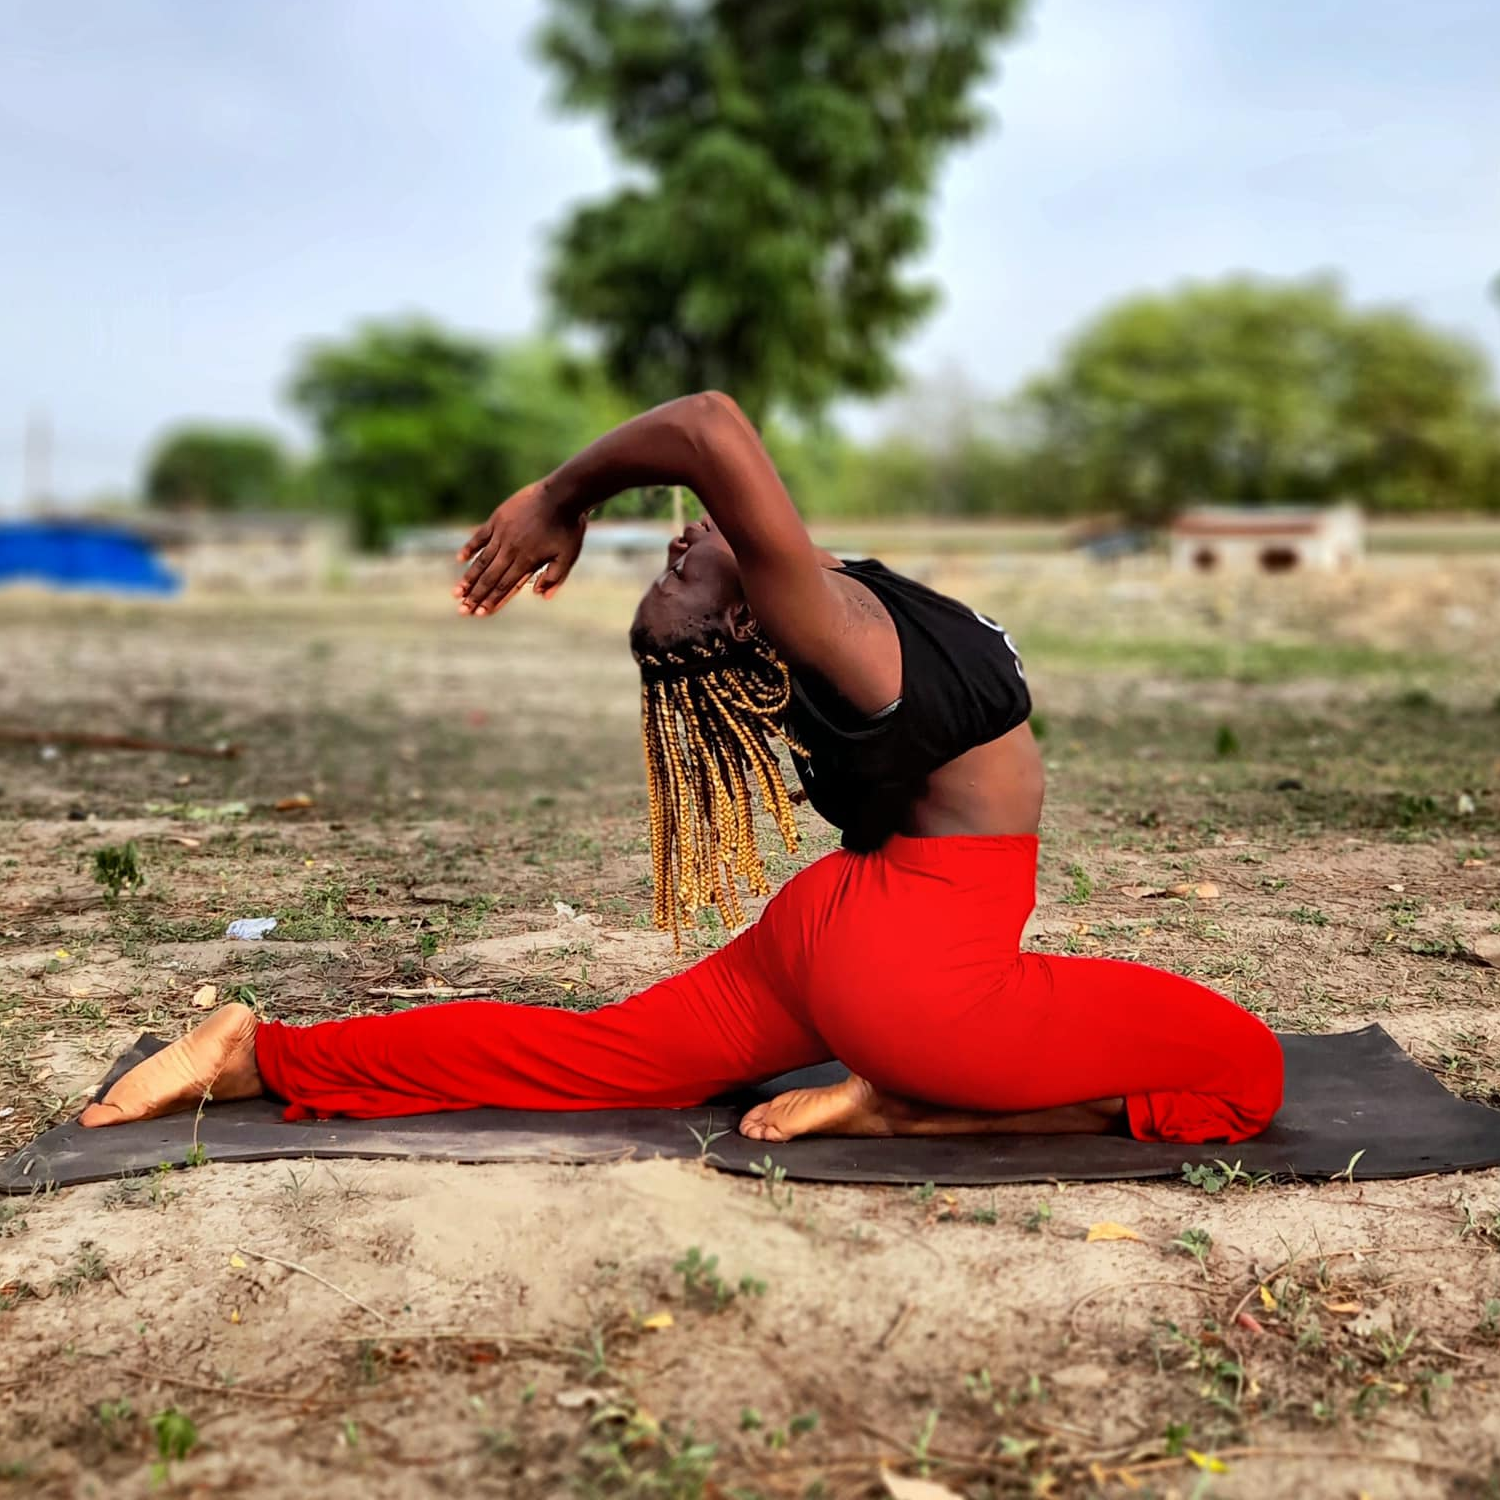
[1168,503,1363,574]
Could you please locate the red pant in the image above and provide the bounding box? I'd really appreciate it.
[256,835,1284,1143]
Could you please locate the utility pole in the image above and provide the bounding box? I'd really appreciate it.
[23,410,53,514]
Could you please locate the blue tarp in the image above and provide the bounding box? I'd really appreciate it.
[0,520,179,595]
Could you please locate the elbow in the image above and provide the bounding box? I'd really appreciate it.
[673,390,747,458]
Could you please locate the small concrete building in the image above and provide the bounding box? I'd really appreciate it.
[1169,503,1363,574]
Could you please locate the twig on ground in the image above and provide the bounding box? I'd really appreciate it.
[0,727,240,758]
[366,986,497,999]
[235,1245,391,1325]
[111,1364,353,1409]
[1068,1278,1211,1336]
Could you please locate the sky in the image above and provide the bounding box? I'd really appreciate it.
[3,0,1498,501]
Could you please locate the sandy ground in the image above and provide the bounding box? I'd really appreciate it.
[2,548,1499,1498]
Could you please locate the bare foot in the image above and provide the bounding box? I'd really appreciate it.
[739,1074,912,1143]
[738,1074,1126,1143]
[79,1003,262,1127]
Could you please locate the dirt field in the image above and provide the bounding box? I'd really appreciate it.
[3,546,1499,1499]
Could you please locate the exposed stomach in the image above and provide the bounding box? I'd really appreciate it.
[900,722,1046,838]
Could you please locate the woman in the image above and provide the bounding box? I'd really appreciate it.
[82,393,1283,1145]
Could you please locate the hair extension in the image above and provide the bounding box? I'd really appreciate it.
[635,635,807,946]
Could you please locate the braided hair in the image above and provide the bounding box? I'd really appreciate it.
[634,633,807,946]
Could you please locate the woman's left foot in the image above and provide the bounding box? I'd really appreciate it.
[738,1073,914,1143]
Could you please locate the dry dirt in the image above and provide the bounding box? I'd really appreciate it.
[3,549,1500,1499]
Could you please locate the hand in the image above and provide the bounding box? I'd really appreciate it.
[453,482,587,616]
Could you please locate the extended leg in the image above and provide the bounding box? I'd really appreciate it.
[82,920,828,1126]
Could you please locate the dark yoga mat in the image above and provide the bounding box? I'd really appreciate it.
[5,1024,1500,1194]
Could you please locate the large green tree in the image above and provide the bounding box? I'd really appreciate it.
[1019,276,1500,523]
[287,322,632,548]
[538,0,1025,424]
[144,426,293,512]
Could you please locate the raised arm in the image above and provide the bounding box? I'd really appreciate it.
[454,393,843,659]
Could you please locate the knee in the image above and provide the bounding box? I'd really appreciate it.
[1233,1013,1285,1129]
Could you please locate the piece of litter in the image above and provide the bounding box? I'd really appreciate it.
[640,1310,674,1331]
[275,795,315,812]
[39,745,59,761]
[554,901,579,921]
[192,984,218,1009]
[881,1470,966,1500]
[226,917,278,941]
[1385,883,1405,893]
[0,1108,13,1119]
[1457,792,1477,816]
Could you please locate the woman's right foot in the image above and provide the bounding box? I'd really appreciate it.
[79,1003,263,1127]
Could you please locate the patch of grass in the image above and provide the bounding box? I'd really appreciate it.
[53,1241,109,1296]
[93,841,145,902]
[1063,862,1093,905]
[673,1247,765,1313]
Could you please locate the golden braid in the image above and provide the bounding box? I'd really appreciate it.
[636,636,807,947]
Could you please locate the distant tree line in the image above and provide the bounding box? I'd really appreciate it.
[143,276,1500,542]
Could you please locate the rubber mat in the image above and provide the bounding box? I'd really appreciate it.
[4,1025,1497,1192]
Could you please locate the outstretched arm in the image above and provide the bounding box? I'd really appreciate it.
[455,393,844,660]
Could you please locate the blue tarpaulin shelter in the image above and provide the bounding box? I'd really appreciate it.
[0,520,179,595]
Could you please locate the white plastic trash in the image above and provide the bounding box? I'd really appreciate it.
[226,917,278,941]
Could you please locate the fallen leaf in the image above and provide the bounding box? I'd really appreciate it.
[1168,881,1219,900]
[640,1311,674,1331]
[1186,1449,1229,1474]
[275,795,315,812]
[167,835,202,849]
[1462,858,1487,869]
[228,1253,247,1269]
[229,1309,240,1323]
[1470,935,1500,968]
[54,949,70,960]
[1385,882,1405,892]
[881,1469,966,1500]
[1259,1284,1276,1310]
[1324,1300,1362,1314]
[1121,885,1165,900]
[1234,1311,1265,1334]
[1086,1222,1142,1243]
[192,984,217,1010]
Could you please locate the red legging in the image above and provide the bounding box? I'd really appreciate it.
[255,835,1284,1143]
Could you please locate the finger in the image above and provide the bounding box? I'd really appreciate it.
[472,558,532,616]
[464,547,516,612]
[459,540,502,598]
[456,522,491,564]
[534,556,571,599]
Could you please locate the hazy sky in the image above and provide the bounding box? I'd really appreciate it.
[4,0,1498,500]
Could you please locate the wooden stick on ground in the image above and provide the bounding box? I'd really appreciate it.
[0,728,240,759]
[235,1245,391,1326]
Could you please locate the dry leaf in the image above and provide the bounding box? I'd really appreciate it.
[1121,884,1165,900]
[1385,882,1405,892]
[1324,1299,1362,1314]
[1085,1222,1142,1243]
[229,1308,240,1323]
[167,835,202,849]
[228,1253,247,1269]
[1462,858,1487,869]
[1470,935,1500,969]
[1186,1449,1228,1474]
[881,1469,966,1500]
[192,984,217,1010]
[1168,881,1219,900]
[275,795,315,812]
[1259,1284,1276,1310]
[1234,1311,1265,1334]
[640,1311,674,1331]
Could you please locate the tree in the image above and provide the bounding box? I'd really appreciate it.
[287,322,634,548]
[538,0,1026,425]
[1018,275,1500,523]
[144,426,292,512]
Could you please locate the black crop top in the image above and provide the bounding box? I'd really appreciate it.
[782,559,1031,852]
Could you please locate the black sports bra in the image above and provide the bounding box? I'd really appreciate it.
[782,559,1031,851]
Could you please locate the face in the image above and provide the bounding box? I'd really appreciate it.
[630,519,747,653]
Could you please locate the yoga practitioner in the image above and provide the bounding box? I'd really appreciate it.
[81,393,1284,1145]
